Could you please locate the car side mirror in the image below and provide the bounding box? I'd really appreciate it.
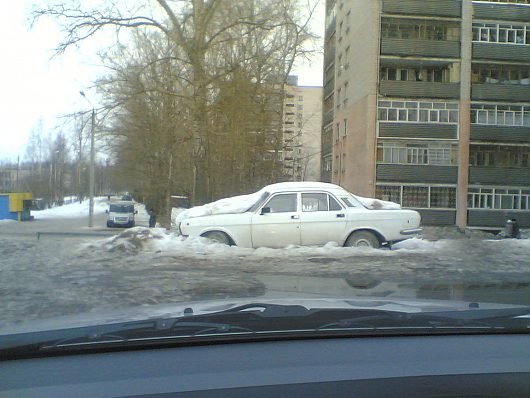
[105,209,109,214]
[261,207,271,215]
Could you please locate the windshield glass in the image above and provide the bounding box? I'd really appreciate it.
[0,0,529,346]
[109,204,134,213]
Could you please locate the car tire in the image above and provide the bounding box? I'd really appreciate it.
[202,231,232,245]
[107,221,113,228]
[130,221,135,228]
[345,231,380,248]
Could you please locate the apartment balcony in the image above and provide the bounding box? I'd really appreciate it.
[381,38,461,58]
[469,166,530,186]
[470,125,530,144]
[322,110,334,127]
[379,123,458,140]
[473,2,530,22]
[473,42,530,63]
[376,164,458,184]
[468,210,530,228]
[382,0,462,18]
[379,80,460,99]
[472,83,530,102]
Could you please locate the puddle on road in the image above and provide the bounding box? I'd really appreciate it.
[256,274,530,305]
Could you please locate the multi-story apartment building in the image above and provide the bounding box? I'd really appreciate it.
[322,0,530,228]
[283,77,323,181]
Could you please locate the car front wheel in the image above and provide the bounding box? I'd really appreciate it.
[202,231,232,245]
[345,231,380,248]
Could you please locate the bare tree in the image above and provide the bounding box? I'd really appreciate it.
[33,0,317,212]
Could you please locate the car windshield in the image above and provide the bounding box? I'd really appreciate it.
[0,0,529,348]
[109,204,134,213]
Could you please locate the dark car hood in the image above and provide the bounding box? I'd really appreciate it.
[1,296,528,336]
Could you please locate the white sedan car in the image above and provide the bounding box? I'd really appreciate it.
[178,182,422,248]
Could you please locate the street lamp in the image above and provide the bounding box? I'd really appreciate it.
[80,91,96,228]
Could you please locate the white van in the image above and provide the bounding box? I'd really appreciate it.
[106,201,137,228]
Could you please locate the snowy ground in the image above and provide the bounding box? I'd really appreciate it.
[1,218,529,327]
[31,197,110,220]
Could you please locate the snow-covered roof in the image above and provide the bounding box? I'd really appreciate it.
[262,181,344,192]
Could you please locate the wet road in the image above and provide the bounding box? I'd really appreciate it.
[0,216,529,326]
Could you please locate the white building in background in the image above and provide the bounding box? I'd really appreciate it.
[282,77,323,181]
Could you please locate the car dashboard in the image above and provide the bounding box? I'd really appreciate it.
[1,333,529,397]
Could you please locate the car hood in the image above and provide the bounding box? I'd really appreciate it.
[1,296,527,336]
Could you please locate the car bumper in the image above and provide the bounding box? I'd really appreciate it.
[400,228,423,236]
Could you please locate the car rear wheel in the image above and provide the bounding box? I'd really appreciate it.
[345,231,380,248]
[202,231,232,245]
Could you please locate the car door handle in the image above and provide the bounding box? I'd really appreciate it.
[336,213,345,218]
[291,215,300,219]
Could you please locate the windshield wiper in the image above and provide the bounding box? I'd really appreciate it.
[2,304,529,359]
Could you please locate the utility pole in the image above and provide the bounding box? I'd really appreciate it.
[80,91,96,228]
[89,108,95,228]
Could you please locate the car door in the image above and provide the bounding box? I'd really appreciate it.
[251,193,301,248]
[299,192,347,246]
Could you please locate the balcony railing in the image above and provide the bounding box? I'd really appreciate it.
[382,0,462,18]
[473,42,530,62]
[379,80,460,99]
[381,38,460,58]
[470,125,530,143]
[474,2,530,22]
[472,83,530,102]
[376,164,458,184]
[469,166,530,186]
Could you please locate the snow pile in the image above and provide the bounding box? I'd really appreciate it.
[352,194,401,210]
[0,219,16,225]
[95,227,170,253]
[33,197,108,219]
[175,191,264,223]
[91,227,447,258]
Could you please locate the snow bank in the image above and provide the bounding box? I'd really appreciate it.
[0,219,16,225]
[351,194,401,210]
[92,227,448,258]
[32,197,108,219]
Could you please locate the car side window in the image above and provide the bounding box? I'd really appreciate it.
[302,193,329,212]
[264,193,298,213]
[329,195,343,211]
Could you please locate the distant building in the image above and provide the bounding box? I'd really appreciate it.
[283,77,323,181]
[322,0,530,228]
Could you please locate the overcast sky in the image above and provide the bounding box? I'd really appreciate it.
[0,1,324,161]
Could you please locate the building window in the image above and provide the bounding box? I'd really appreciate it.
[472,22,529,45]
[323,156,332,172]
[376,185,401,204]
[377,143,458,166]
[402,186,429,208]
[378,100,459,124]
[471,104,530,126]
[468,187,530,210]
[430,187,456,208]
[380,67,452,83]
[472,64,530,85]
[381,18,460,41]
[376,185,457,209]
